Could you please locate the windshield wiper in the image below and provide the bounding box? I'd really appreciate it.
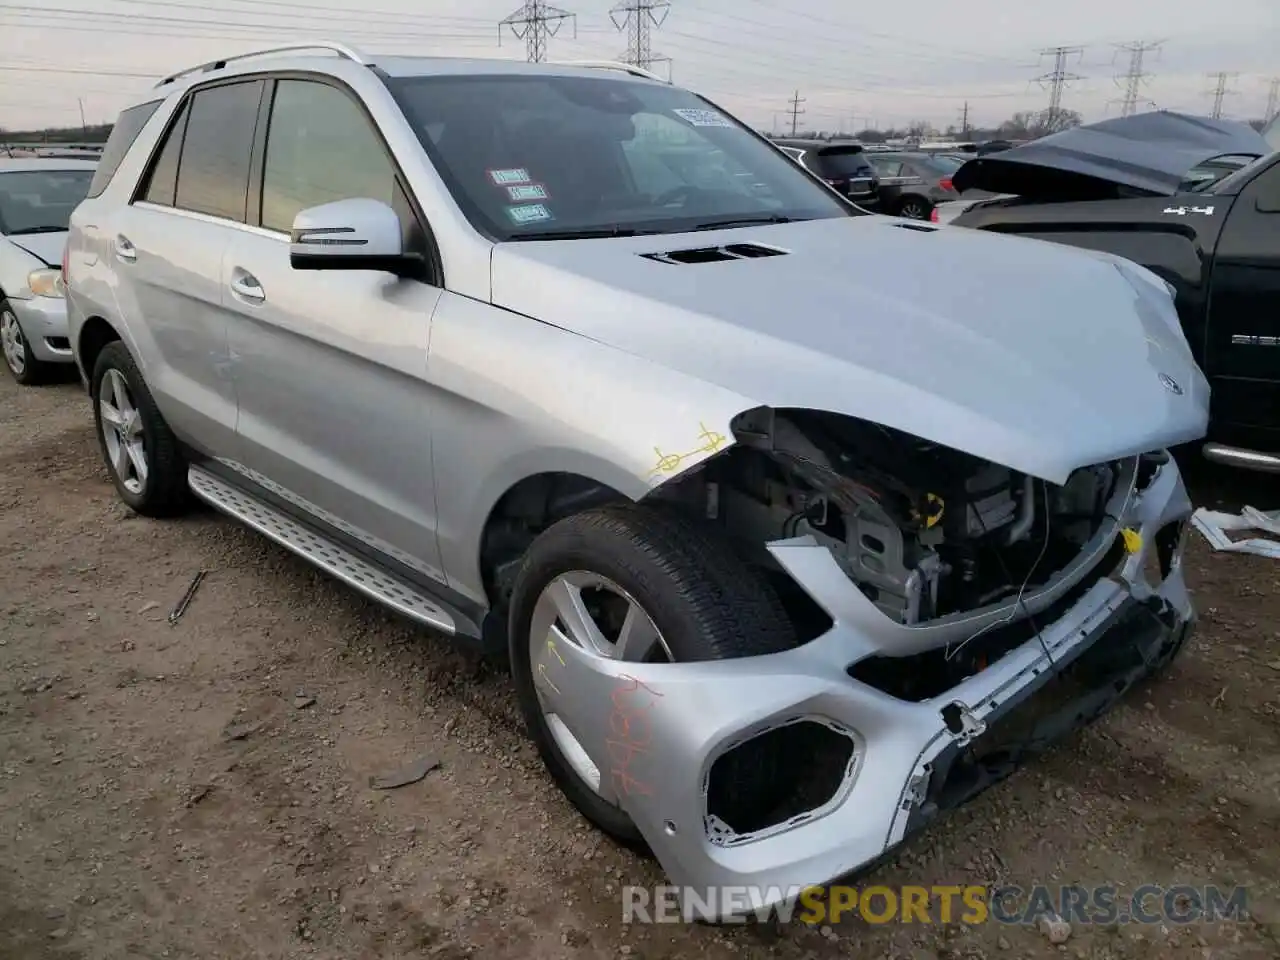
[7,225,67,235]
[509,226,660,241]
[688,214,804,231]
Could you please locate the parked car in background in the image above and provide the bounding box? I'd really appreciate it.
[65,44,1207,918]
[865,151,964,219]
[950,110,1279,472]
[0,157,96,384]
[771,137,879,206]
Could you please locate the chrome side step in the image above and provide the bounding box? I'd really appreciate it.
[187,466,458,635]
[1202,442,1280,474]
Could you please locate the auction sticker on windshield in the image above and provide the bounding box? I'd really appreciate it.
[506,203,554,225]
[488,168,532,186]
[506,183,549,202]
[672,108,734,128]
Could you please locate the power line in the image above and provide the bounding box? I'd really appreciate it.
[1204,71,1239,119]
[1111,40,1160,117]
[499,0,577,63]
[1265,78,1280,125]
[1033,45,1084,132]
[787,89,806,136]
[610,0,670,77]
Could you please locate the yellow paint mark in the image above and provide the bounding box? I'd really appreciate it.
[546,638,566,666]
[650,422,728,478]
[537,663,561,695]
[1121,528,1143,555]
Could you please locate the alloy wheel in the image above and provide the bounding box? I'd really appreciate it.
[528,571,673,801]
[1,308,27,376]
[99,368,149,495]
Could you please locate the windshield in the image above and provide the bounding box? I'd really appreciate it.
[1265,114,1279,153]
[1180,154,1262,193]
[386,74,854,239]
[0,169,93,235]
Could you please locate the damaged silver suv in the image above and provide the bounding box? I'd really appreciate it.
[64,42,1208,917]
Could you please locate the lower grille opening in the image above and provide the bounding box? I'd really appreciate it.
[705,719,857,842]
[44,337,70,350]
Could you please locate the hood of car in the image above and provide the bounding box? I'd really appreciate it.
[489,216,1208,484]
[5,230,67,267]
[952,111,1271,199]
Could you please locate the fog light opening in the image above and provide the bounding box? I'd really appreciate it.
[705,718,857,842]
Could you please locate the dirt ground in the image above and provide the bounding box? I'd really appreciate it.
[2,372,1278,960]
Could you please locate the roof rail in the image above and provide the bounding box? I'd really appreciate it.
[550,60,669,84]
[155,41,368,88]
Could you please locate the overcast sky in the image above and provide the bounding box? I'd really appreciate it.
[2,0,1277,133]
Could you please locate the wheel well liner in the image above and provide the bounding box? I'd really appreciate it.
[77,316,123,379]
[478,471,627,607]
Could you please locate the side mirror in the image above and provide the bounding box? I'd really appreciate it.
[289,198,406,273]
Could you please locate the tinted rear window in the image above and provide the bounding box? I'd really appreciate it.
[817,150,873,177]
[86,99,163,198]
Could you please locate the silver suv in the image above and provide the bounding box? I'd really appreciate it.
[66,42,1208,917]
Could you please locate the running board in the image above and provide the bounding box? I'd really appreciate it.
[187,466,459,635]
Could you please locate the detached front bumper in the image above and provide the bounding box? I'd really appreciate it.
[9,294,73,364]
[536,456,1194,917]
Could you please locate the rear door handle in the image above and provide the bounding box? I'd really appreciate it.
[229,268,265,303]
[114,235,136,263]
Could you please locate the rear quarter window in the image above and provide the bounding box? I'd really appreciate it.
[85,99,163,199]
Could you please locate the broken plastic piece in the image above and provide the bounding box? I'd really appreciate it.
[1190,507,1280,559]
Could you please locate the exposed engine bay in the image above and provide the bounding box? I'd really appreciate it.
[683,408,1124,625]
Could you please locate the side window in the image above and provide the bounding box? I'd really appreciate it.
[871,158,903,177]
[260,79,398,233]
[85,99,162,199]
[174,80,263,223]
[140,100,190,206]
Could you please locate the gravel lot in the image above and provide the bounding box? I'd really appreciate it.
[2,372,1278,960]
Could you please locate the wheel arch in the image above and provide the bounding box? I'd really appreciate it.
[476,469,631,608]
[76,315,125,386]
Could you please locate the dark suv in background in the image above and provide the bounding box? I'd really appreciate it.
[772,138,880,207]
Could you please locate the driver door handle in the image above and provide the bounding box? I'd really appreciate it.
[114,235,137,263]
[229,268,265,303]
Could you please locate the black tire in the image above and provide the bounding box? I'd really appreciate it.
[90,340,191,516]
[1,297,55,386]
[508,502,798,844]
[897,196,931,220]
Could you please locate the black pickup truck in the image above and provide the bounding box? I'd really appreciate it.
[951,112,1280,473]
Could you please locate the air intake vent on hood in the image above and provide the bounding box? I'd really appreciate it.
[890,222,938,233]
[641,242,788,265]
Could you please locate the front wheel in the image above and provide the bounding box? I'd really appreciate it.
[1,298,54,386]
[508,503,798,843]
[91,341,191,516]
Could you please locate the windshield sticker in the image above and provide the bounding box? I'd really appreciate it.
[672,108,734,128]
[506,203,554,225]
[488,168,531,186]
[506,183,549,202]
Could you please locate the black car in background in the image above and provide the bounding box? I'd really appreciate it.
[772,138,880,206]
[864,151,966,219]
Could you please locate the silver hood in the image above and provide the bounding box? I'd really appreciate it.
[5,230,67,267]
[490,216,1209,484]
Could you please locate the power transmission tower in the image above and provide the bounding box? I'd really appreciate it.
[1034,46,1085,132]
[1112,40,1161,116]
[787,90,806,136]
[610,0,670,76]
[1265,77,1280,124]
[499,0,576,63]
[1204,71,1239,119]
[958,100,970,135]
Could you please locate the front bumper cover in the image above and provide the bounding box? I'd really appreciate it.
[533,455,1194,917]
[8,294,73,364]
